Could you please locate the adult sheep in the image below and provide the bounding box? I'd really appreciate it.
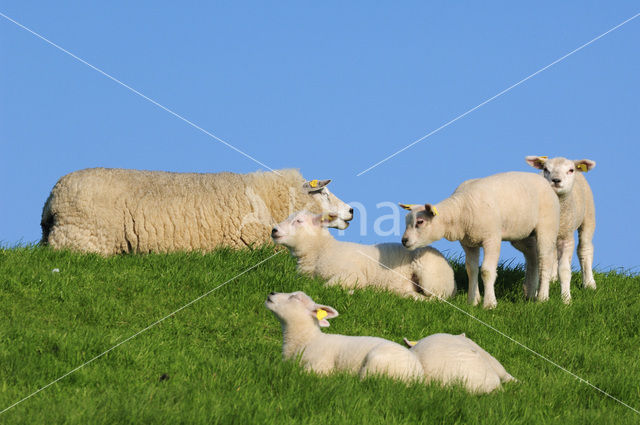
[401,172,560,309]
[525,156,597,303]
[41,167,353,255]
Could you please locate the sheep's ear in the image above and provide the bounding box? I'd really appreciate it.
[311,304,339,327]
[574,159,595,172]
[303,179,331,192]
[403,337,417,348]
[525,155,547,169]
[424,204,439,218]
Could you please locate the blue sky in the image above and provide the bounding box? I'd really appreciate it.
[1,2,638,271]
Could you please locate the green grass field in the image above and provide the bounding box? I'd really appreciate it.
[1,246,638,424]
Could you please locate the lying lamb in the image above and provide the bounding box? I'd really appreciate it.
[265,291,424,382]
[401,171,560,308]
[41,168,353,255]
[271,211,456,300]
[526,156,597,302]
[403,334,515,394]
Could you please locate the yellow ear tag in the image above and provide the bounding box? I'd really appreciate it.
[539,156,548,160]
[577,163,587,172]
[407,340,417,347]
[399,203,416,211]
[309,179,318,188]
[316,309,328,321]
[431,206,439,216]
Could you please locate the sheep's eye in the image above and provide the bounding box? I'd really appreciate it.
[416,219,425,226]
[568,169,574,174]
[296,219,303,224]
[543,167,549,173]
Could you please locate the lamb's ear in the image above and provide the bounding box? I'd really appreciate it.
[311,213,338,227]
[310,304,339,328]
[424,204,439,218]
[403,337,417,348]
[303,179,331,192]
[574,159,596,172]
[525,155,548,169]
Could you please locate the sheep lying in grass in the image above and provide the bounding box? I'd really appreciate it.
[401,172,560,308]
[271,211,456,300]
[41,168,353,255]
[403,334,515,394]
[526,156,597,303]
[265,291,424,382]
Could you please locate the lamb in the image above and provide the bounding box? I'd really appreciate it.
[265,291,424,382]
[271,211,456,300]
[401,171,560,308]
[402,333,515,394]
[40,167,353,255]
[525,156,597,302]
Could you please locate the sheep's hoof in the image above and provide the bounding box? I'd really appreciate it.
[536,294,549,302]
[561,293,571,304]
[482,300,497,310]
[468,296,481,306]
[584,280,597,290]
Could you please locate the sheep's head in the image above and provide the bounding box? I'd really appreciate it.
[302,179,353,230]
[271,211,336,249]
[401,203,443,250]
[526,156,596,196]
[265,291,339,328]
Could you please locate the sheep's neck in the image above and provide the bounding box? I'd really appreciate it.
[281,322,322,359]
[437,198,465,241]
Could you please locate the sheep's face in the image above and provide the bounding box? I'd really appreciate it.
[265,291,339,328]
[302,179,353,230]
[525,156,596,196]
[271,211,332,248]
[401,204,442,250]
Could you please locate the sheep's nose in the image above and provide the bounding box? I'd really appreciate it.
[269,292,276,296]
[552,178,561,184]
[401,237,408,246]
[349,208,354,215]
[271,228,278,235]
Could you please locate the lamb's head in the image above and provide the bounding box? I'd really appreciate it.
[265,291,339,328]
[271,210,336,249]
[301,179,353,230]
[400,203,444,250]
[526,156,596,196]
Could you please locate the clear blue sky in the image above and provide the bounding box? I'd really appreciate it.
[1,2,638,271]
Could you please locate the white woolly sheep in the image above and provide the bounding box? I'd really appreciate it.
[271,211,456,300]
[40,168,353,255]
[401,171,560,308]
[403,333,515,394]
[526,156,597,302]
[265,291,424,382]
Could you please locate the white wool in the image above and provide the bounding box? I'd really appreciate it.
[265,291,424,382]
[404,333,515,394]
[402,171,560,308]
[272,211,456,300]
[40,168,353,255]
[525,156,597,302]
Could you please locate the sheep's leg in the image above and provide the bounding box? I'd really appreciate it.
[510,238,538,300]
[557,236,574,304]
[535,229,557,303]
[480,240,501,309]
[577,225,596,289]
[462,245,481,306]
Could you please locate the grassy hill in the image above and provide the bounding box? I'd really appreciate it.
[0,246,639,424]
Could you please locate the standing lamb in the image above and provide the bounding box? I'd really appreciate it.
[265,291,424,382]
[401,172,560,309]
[525,156,597,302]
[402,333,515,393]
[271,211,456,300]
[41,168,353,255]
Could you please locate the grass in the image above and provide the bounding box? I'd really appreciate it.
[0,245,639,424]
